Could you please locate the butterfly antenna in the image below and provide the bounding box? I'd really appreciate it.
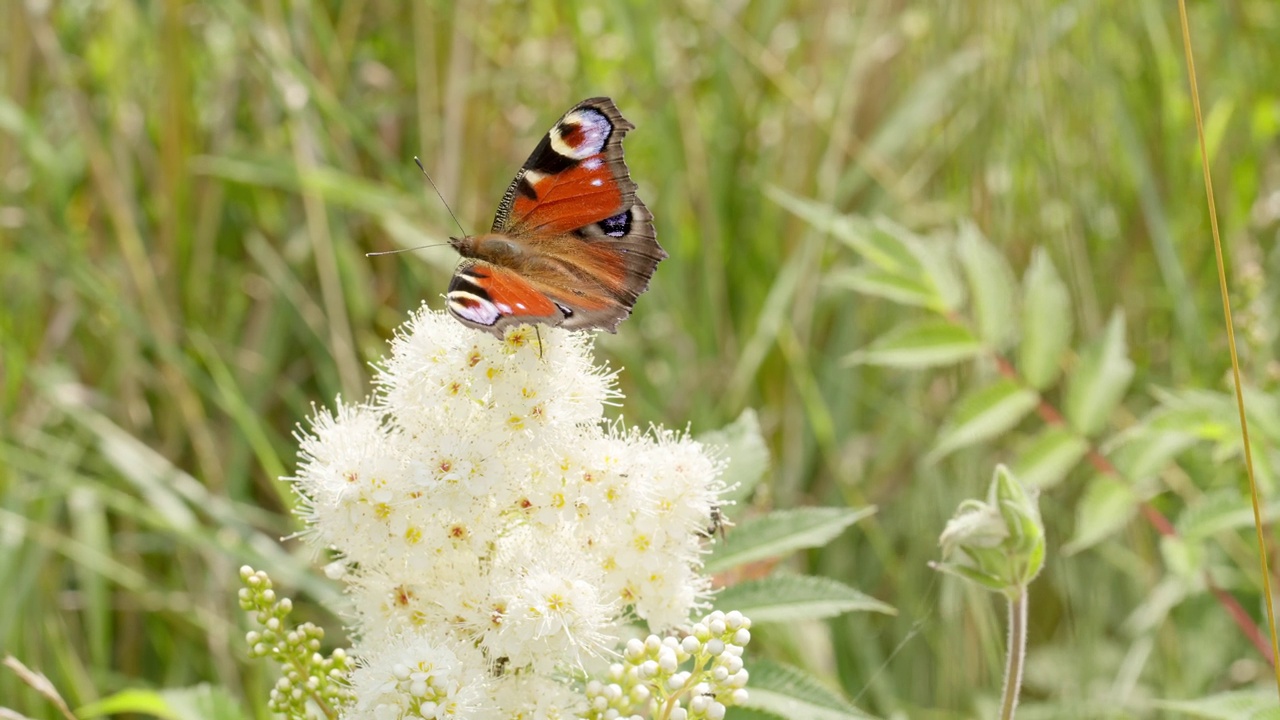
[414,157,468,237]
[365,242,452,257]
[535,326,545,360]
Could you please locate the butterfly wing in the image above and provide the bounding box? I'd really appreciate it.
[446,209,660,336]
[447,98,665,336]
[446,260,565,332]
[493,98,636,233]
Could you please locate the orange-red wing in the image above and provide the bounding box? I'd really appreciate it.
[508,156,626,235]
[491,98,638,237]
[446,261,563,336]
[449,98,667,336]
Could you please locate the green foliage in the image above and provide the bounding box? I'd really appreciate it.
[1148,691,1280,720]
[779,142,1279,713]
[928,379,1040,463]
[715,575,894,623]
[78,685,250,720]
[698,408,771,505]
[1018,249,1073,390]
[736,660,876,720]
[5,1,1280,719]
[706,507,876,575]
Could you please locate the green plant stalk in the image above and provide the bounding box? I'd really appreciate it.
[1000,588,1028,720]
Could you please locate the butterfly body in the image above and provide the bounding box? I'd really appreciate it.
[445,98,665,337]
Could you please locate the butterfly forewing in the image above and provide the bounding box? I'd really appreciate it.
[493,98,637,235]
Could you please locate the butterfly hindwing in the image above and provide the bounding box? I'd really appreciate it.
[446,261,564,331]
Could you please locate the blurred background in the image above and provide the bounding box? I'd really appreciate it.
[4,0,1280,718]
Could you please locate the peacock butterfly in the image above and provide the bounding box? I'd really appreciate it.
[445,97,666,337]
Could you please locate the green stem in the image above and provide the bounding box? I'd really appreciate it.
[656,651,711,720]
[1000,589,1028,720]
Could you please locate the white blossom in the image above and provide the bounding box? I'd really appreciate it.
[286,307,733,717]
[345,631,491,720]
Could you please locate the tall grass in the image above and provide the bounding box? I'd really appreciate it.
[3,0,1278,717]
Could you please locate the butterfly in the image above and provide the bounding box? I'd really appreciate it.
[445,97,666,337]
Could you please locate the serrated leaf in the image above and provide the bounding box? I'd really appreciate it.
[1018,248,1073,389]
[706,507,876,574]
[1107,428,1198,487]
[825,267,939,309]
[743,660,877,720]
[956,222,1017,348]
[725,709,788,720]
[845,320,983,369]
[1063,476,1139,554]
[913,235,966,312]
[927,379,1039,462]
[767,189,964,312]
[1149,690,1280,719]
[698,409,770,505]
[1064,311,1134,436]
[768,188,921,276]
[716,575,895,622]
[1144,389,1231,440]
[1177,491,1280,539]
[1011,427,1089,489]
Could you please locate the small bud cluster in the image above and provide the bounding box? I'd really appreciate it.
[584,610,752,720]
[239,566,355,717]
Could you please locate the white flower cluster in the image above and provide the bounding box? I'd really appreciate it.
[289,308,731,719]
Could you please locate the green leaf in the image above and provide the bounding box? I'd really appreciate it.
[931,561,1007,593]
[1159,534,1204,580]
[927,379,1039,462]
[706,507,876,574]
[77,685,248,720]
[913,235,966,312]
[1177,491,1280,540]
[715,575,895,622]
[78,689,176,720]
[768,189,962,311]
[1018,248,1073,389]
[698,409,771,505]
[1064,311,1134,436]
[1106,428,1198,487]
[157,685,250,720]
[1062,476,1139,554]
[845,321,984,369]
[956,222,1017,348]
[825,267,939,309]
[1244,388,1280,443]
[742,660,877,720]
[1146,387,1232,439]
[726,709,788,720]
[768,188,920,276]
[1149,690,1280,719]
[1011,427,1089,489]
